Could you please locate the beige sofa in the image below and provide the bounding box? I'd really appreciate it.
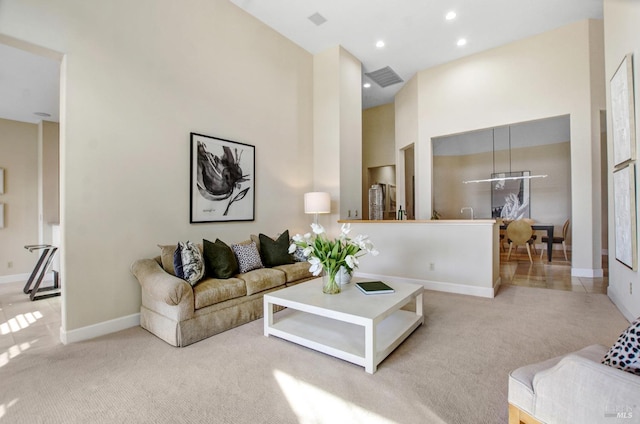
[130,241,314,347]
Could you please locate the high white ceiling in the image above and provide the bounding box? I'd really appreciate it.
[0,42,60,124]
[230,0,603,109]
[0,0,603,124]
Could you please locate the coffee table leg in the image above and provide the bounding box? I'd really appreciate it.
[416,292,424,323]
[264,297,274,337]
[365,321,376,374]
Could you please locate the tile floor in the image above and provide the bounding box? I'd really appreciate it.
[500,247,608,294]
[0,250,608,358]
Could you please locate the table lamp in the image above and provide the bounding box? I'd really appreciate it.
[304,192,330,225]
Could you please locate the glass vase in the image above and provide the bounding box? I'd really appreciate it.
[322,270,341,294]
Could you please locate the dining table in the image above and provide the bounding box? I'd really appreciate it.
[500,222,555,262]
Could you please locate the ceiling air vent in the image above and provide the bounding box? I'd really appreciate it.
[365,66,404,88]
[308,12,327,26]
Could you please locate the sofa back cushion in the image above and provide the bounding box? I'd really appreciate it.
[158,243,203,276]
[203,239,239,279]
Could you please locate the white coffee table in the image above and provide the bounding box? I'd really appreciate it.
[263,278,423,373]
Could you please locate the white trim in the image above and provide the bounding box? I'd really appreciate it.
[0,271,57,285]
[607,289,635,323]
[60,313,140,344]
[0,273,31,284]
[354,272,498,298]
[571,268,604,278]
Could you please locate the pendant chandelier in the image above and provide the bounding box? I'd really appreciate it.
[462,126,548,184]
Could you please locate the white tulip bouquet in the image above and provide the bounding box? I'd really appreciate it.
[289,223,379,294]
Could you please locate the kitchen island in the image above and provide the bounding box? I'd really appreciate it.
[341,219,501,298]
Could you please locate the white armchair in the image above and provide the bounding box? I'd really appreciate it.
[508,344,640,424]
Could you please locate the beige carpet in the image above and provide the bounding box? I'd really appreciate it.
[0,285,629,424]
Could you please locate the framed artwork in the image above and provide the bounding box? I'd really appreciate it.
[611,53,636,167]
[190,133,255,223]
[0,167,4,194]
[491,171,530,220]
[0,203,4,229]
[613,163,637,270]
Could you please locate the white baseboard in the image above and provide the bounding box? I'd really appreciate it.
[0,273,31,284]
[0,272,57,285]
[60,313,140,344]
[354,272,497,298]
[607,289,635,323]
[571,268,604,278]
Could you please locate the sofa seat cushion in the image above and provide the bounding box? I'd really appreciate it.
[273,262,313,283]
[508,344,607,415]
[239,268,285,295]
[193,277,247,310]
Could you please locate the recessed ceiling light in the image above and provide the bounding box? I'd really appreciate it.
[445,11,457,20]
[34,112,51,117]
[363,83,371,88]
[457,38,467,47]
[375,40,385,48]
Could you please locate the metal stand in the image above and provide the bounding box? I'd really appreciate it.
[23,244,61,301]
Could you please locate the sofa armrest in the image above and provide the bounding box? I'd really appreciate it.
[532,352,640,423]
[130,258,194,321]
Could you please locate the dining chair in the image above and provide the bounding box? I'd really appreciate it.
[506,219,535,263]
[539,219,570,261]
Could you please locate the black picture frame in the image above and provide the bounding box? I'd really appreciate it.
[190,133,255,223]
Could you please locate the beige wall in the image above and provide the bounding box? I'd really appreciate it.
[0,118,39,277]
[362,103,395,218]
[313,46,362,231]
[0,0,314,334]
[604,0,640,320]
[396,19,606,276]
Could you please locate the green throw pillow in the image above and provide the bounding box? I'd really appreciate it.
[203,238,239,279]
[259,230,294,267]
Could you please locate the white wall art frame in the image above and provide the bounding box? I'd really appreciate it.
[613,163,637,270]
[0,167,4,194]
[0,203,4,229]
[611,53,636,167]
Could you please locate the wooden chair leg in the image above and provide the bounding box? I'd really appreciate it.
[539,243,545,260]
[525,244,532,263]
[509,403,542,424]
[507,243,513,260]
[562,241,568,261]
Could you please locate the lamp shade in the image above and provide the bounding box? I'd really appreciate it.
[304,192,330,214]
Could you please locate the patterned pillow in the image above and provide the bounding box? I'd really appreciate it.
[291,244,307,262]
[602,317,640,376]
[178,241,205,286]
[232,241,264,273]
